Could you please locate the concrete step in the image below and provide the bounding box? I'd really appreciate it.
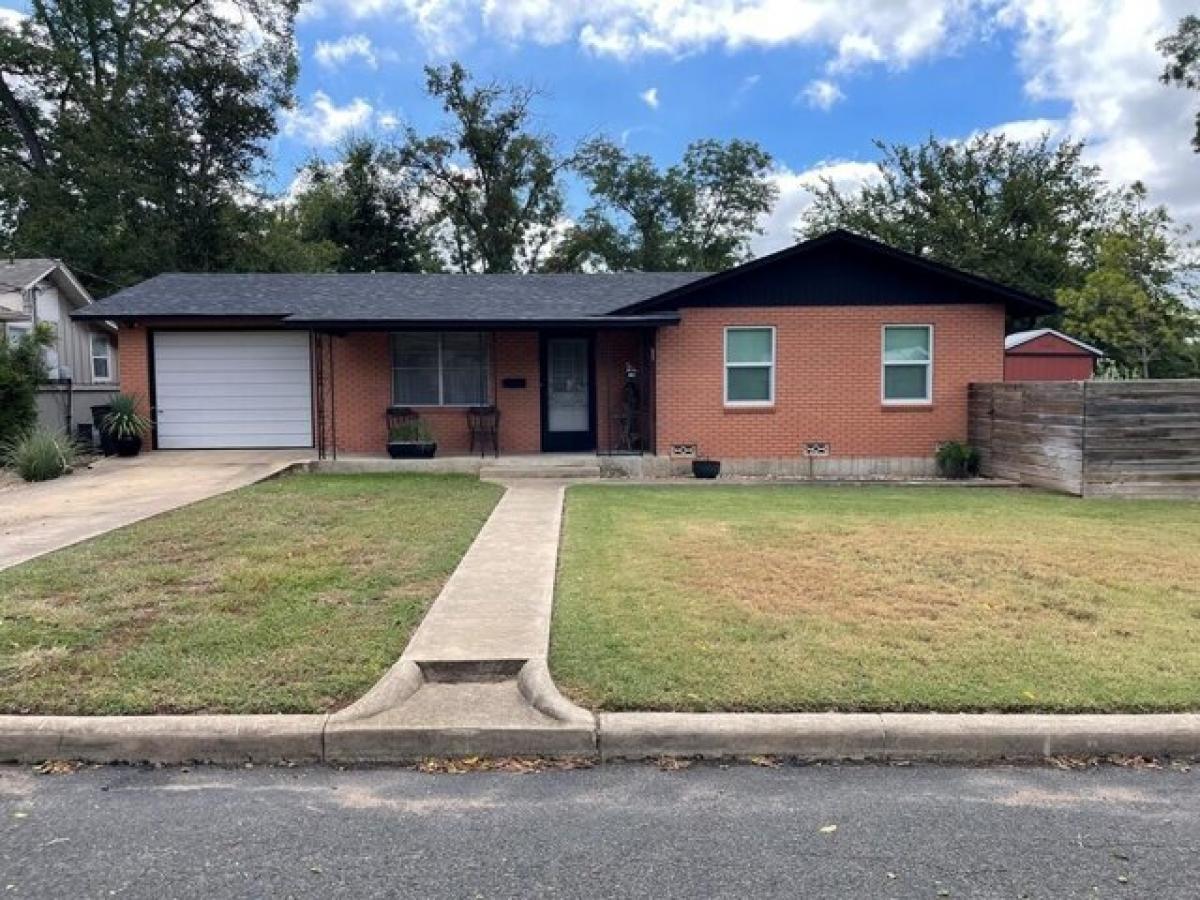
[479,465,601,479]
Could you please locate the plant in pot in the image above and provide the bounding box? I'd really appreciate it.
[935,440,980,479]
[101,393,152,457]
[387,419,438,459]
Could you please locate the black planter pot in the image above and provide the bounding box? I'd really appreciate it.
[692,459,721,479]
[114,435,143,458]
[387,441,438,459]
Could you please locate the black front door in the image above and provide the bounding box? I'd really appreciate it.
[540,333,596,452]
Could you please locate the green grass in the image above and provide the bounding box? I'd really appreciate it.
[550,485,1200,713]
[0,474,503,715]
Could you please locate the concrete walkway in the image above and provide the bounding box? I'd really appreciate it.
[401,479,565,664]
[323,478,595,761]
[0,450,308,571]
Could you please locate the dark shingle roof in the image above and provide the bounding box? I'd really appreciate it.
[74,272,709,323]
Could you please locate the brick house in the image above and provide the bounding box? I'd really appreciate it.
[74,230,1054,475]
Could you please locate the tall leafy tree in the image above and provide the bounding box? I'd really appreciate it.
[291,138,436,273]
[400,63,568,273]
[1159,14,1200,153]
[1058,187,1198,378]
[552,137,777,272]
[0,0,299,291]
[798,133,1106,300]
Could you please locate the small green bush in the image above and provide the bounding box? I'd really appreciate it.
[2,427,79,482]
[936,441,980,479]
[388,420,434,442]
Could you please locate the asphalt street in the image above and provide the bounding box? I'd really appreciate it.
[2,759,1198,898]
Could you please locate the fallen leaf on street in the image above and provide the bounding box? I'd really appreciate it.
[33,760,79,776]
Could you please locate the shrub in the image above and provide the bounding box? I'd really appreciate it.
[388,420,434,442]
[2,427,79,482]
[0,323,54,445]
[936,441,980,479]
[101,393,152,439]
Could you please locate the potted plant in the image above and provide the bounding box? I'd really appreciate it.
[691,458,721,479]
[101,393,152,457]
[387,419,437,459]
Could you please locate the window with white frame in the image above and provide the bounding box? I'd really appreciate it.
[882,325,933,403]
[724,326,775,405]
[5,322,31,347]
[391,332,490,406]
[90,332,113,382]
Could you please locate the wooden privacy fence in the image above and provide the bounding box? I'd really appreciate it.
[968,380,1200,499]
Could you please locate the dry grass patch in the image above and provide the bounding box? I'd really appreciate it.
[0,474,502,715]
[550,485,1200,713]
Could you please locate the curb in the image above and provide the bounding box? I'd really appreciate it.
[598,711,1200,762]
[0,713,326,765]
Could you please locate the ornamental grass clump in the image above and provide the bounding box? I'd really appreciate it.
[2,427,79,482]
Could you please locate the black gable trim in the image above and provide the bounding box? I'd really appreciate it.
[611,229,1057,318]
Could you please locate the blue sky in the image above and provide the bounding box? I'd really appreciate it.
[3,1,1197,253]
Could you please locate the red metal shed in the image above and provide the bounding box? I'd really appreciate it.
[1004,329,1103,381]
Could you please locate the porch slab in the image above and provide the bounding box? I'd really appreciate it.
[399,479,566,664]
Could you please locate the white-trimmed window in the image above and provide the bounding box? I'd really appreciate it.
[391,331,490,406]
[882,325,933,404]
[724,326,775,406]
[90,332,113,382]
[5,322,31,347]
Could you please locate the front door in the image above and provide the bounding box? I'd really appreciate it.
[540,334,595,452]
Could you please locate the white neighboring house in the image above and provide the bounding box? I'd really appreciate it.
[1,258,120,438]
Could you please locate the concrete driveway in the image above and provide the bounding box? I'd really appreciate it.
[0,450,310,571]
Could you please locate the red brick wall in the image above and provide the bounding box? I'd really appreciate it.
[116,324,153,445]
[654,305,1006,459]
[325,331,542,455]
[595,330,645,452]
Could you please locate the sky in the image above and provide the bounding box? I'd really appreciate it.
[3,0,1199,256]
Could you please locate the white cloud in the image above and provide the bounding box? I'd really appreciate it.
[639,87,659,109]
[377,111,401,130]
[997,0,1200,229]
[299,0,978,68]
[754,160,880,255]
[280,92,376,146]
[801,79,845,111]
[314,34,378,69]
[0,6,25,30]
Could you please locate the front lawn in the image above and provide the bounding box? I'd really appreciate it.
[0,474,502,715]
[551,485,1200,713]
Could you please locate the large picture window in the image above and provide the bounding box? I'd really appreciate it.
[882,325,933,404]
[391,332,490,406]
[724,326,775,405]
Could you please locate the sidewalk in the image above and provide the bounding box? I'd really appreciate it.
[400,479,563,664]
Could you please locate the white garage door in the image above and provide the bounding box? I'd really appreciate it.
[154,331,313,449]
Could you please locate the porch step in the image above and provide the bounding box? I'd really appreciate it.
[479,464,601,479]
[479,454,601,480]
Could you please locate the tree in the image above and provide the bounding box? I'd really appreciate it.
[1159,14,1200,153]
[798,133,1106,300]
[400,64,568,274]
[290,138,436,273]
[1058,188,1198,378]
[0,0,299,292]
[0,322,54,442]
[552,137,777,272]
